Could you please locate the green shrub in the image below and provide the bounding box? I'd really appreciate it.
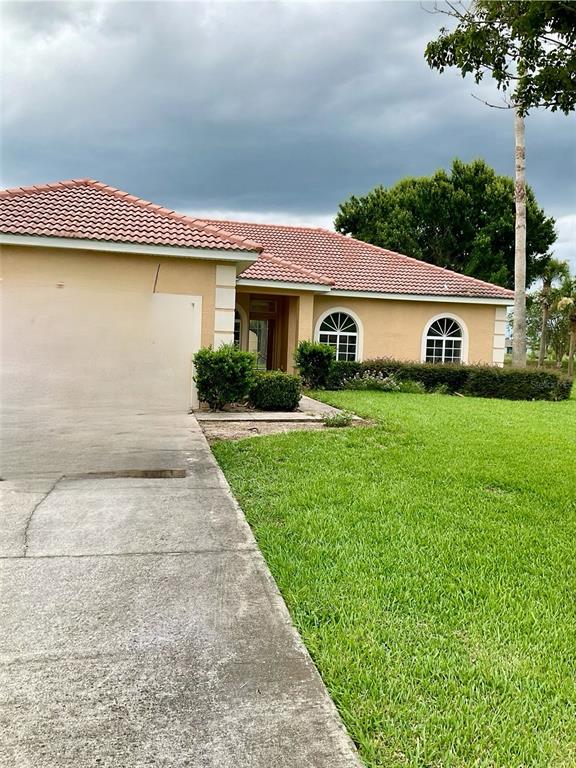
[464,367,572,401]
[193,345,255,410]
[555,377,574,400]
[430,383,451,395]
[294,341,335,388]
[326,356,571,401]
[343,372,426,394]
[397,380,427,394]
[325,360,361,389]
[343,372,401,391]
[322,410,355,427]
[249,370,302,411]
[362,359,471,392]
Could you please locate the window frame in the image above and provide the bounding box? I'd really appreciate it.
[234,304,249,350]
[314,307,363,362]
[421,313,468,364]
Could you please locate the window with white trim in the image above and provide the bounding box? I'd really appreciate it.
[318,311,358,361]
[425,317,463,363]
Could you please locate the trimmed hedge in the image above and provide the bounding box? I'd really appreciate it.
[464,367,572,401]
[193,345,255,410]
[327,358,572,401]
[326,360,361,389]
[249,370,302,411]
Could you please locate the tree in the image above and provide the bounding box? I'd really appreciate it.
[536,258,570,366]
[512,109,527,367]
[425,1,576,367]
[556,277,576,378]
[334,158,556,289]
[525,291,571,367]
[424,2,576,117]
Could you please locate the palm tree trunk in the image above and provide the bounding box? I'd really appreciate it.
[538,299,549,367]
[512,108,527,368]
[568,316,576,379]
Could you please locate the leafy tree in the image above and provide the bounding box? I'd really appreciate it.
[334,159,556,289]
[425,1,576,367]
[425,1,576,117]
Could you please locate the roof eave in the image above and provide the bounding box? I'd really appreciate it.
[329,289,513,305]
[0,233,259,265]
[236,277,333,293]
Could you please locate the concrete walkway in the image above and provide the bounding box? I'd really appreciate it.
[0,409,361,767]
[195,395,345,423]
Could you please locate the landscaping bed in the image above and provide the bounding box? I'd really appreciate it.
[213,390,576,767]
[200,419,327,444]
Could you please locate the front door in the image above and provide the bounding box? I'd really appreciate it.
[249,318,275,369]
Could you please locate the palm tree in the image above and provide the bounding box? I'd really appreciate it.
[537,259,570,367]
[555,277,576,379]
[512,109,527,368]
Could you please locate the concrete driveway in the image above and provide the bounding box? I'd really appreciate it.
[0,407,361,767]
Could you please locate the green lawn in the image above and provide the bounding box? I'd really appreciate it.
[212,391,576,768]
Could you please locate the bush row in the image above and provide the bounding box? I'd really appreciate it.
[193,345,301,411]
[193,345,571,409]
[327,357,572,401]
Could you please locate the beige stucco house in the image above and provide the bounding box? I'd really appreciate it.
[0,179,513,412]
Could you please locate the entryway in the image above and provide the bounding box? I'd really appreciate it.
[235,292,300,371]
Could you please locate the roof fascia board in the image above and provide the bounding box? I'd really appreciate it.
[237,278,332,293]
[329,289,512,306]
[0,233,258,263]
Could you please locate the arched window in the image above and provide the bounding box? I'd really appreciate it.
[425,317,463,363]
[318,311,359,361]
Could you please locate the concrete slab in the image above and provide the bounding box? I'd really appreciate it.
[26,485,254,556]
[0,488,46,557]
[0,406,362,767]
[195,396,354,423]
[0,407,199,479]
[299,394,342,415]
[196,410,322,422]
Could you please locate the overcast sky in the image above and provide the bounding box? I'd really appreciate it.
[1,0,575,271]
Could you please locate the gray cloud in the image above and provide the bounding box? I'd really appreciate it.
[1,0,575,269]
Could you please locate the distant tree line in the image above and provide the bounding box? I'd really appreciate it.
[526,267,576,377]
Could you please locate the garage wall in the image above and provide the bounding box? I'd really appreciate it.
[313,295,501,364]
[0,245,220,411]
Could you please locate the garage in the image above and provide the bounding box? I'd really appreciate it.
[0,180,260,414]
[1,252,202,412]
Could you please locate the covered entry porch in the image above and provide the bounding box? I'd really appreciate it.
[234,287,316,372]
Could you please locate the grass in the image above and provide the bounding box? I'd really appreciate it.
[212,391,576,767]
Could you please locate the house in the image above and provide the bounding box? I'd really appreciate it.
[0,179,513,411]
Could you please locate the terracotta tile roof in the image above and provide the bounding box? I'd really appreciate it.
[244,251,334,286]
[0,180,262,253]
[206,219,514,300]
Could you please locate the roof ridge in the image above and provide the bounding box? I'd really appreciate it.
[0,179,263,253]
[259,251,334,285]
[0,179,93,198]
[206,217,330,234]
[83,181,263,253]
[325,228,514,297]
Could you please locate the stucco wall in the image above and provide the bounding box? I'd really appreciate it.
[313,295,501,364]
[0,245,220,410]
